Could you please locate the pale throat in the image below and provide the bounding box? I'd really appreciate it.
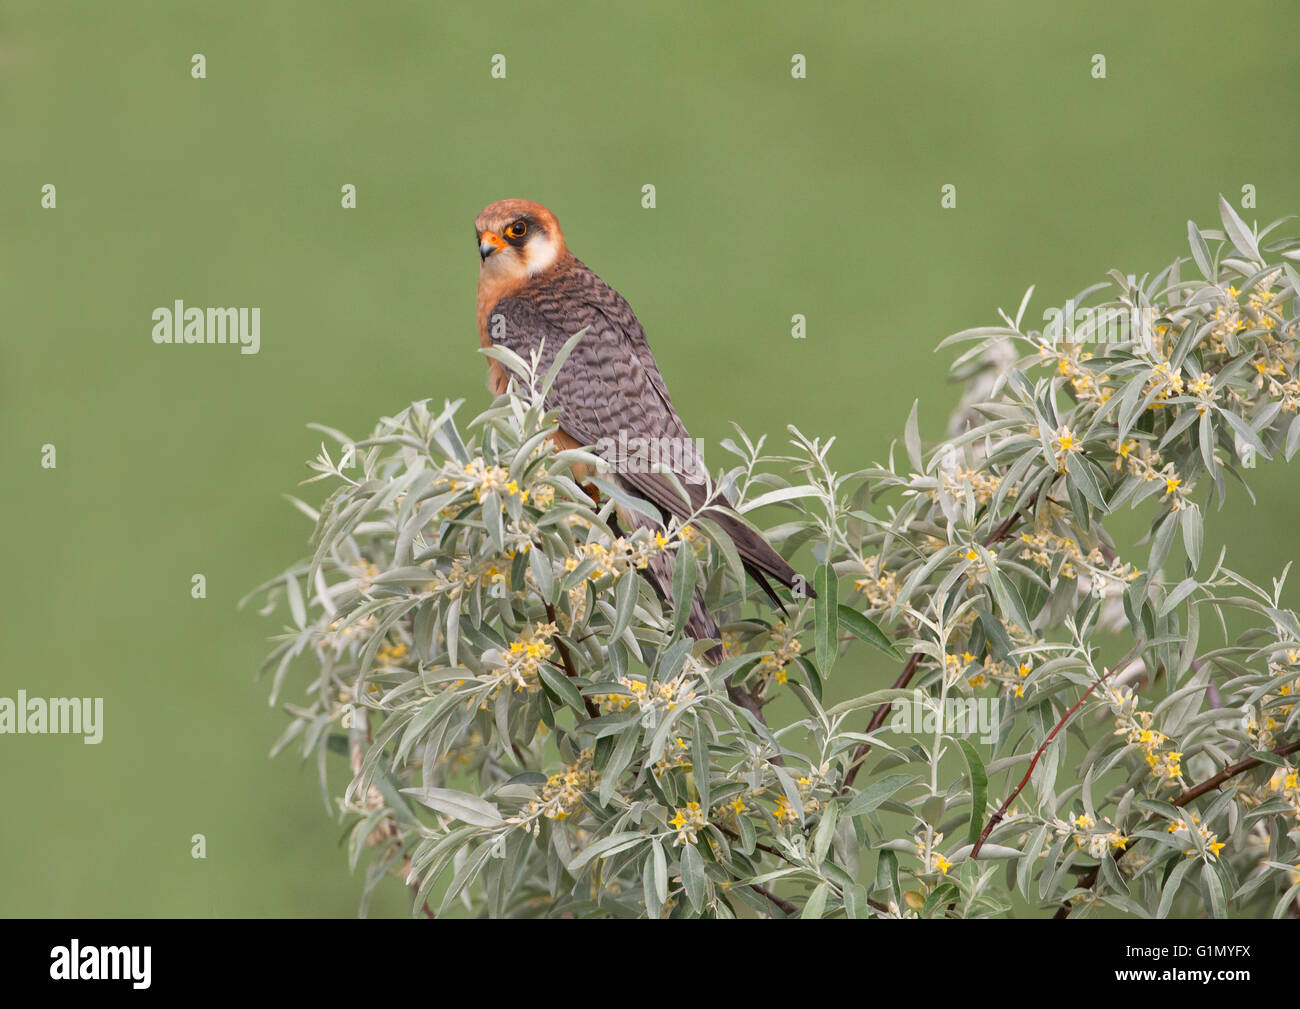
[523,234,560,275]
[475,233,565,352]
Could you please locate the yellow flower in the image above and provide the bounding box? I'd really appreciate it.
[1055,425,1079,453]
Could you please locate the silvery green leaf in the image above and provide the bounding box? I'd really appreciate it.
[529,545,555,603]
[844,772,919,818]
[680,843,706,912]
[1158,577,1198,618]
[737,484,821,514]
[1283,262,1300,296]
[598,723,640,805]
[538,663,586,714]
[1218,194,1260,261]
[445,594,461,666]
[644,847,664,918]
[957,738,988,846]
[402,786,504,828]
[483,492,505,550]
[1198,409,1219,478]
[1187,220,1214,280]
[691,718,711,812]
[1180,504,1202,570]
[904,399,922,470]
[284,573,307,629]
[801,882,829,919]
[837,604,902,659]
[692,515,745,589]
[608,568,639,645]
[1201,862,1227,919]
[567,832,645,871]
[1066,452,1107,512]
[1217,407,1269,460]
[812,801,839,865]
[1286,414,1300,461]
[814,561,838,678]
[670,541,697,640]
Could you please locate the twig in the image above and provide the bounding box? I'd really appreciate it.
[544,602,600,718]
[971,640,1142,858]
[750,883,797,916]
[842,492,1041,791]
[1054,735,1299,917]
[1172,738,1300,807]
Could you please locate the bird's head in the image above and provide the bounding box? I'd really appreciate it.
[475,199,566,283]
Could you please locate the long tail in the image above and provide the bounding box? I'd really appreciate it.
[610,484,810,667]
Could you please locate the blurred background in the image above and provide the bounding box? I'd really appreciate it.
[2,0,1297,916]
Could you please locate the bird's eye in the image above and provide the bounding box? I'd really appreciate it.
[505,220,528,239]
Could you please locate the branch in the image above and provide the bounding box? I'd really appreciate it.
[544,602,601,719]
[842,491,1041,791]
[971,640,1141,858]
[750,883,797,916]
[1054,735,1300,918]
[1172,738,1300,807]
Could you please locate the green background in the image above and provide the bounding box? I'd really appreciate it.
[2,0,1297,916]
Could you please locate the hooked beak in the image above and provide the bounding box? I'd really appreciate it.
[479,230,506,261]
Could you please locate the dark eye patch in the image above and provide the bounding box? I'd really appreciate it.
[504,217,539,243]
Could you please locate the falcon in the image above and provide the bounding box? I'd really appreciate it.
[474,199,809,667]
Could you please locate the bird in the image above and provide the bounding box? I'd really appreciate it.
[473,198,810,679]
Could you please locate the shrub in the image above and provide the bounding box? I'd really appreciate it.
[249,198,1300,918]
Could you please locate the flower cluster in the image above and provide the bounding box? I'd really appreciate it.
[484,621,557,695]
[1112,439,1191,511]
[513,750,600,829]
[668,801,707,846]
[1166,813,1226,862]
[1052,812,1129,858]
[596,669,698,716]
[754,619,801,686]
[1107,685,1184,786]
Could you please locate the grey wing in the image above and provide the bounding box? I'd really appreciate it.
[491,290,806,596]
[490,292,701,518]
[573,267,680,420]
